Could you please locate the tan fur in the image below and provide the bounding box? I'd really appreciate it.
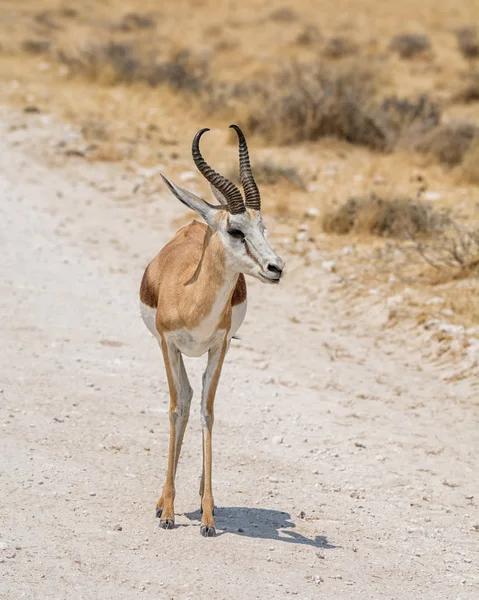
[140,220,247,333]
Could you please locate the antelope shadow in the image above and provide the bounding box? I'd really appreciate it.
[184,506,336,548]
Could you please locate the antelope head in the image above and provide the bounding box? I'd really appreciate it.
[161,125,285,284]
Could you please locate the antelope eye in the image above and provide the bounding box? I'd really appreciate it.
[228,229,245,240]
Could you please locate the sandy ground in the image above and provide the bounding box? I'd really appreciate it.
[0,107,478,600]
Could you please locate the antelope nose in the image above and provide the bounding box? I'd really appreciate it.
[267,263,283,278]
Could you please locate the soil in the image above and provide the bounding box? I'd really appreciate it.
[0,106,478,600]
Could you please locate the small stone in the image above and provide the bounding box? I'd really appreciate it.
[298,223,309,232]
[316,551,325,559]
[305,207,320,218]
[268,476,279,483]
[423,191,442,202]
[112,524,122,531]
[298,510,306,519]
[426,296,445,305]
[295,232,308,242]
[89,491,96,497]
[237,527,244,533]
[321,260,335,272]
[272,436,283,445]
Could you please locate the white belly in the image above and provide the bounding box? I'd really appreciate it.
[140,299,247,357]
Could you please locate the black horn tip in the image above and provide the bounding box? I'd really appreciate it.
[193,127,210,141]
[229,124,244,135]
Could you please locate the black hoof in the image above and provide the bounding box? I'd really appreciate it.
[155,507,163,519]
[200,525,216,537]
[159,519,175,530]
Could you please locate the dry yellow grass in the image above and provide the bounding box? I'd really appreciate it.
[0,0,478,324]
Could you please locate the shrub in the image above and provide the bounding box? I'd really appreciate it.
[242,63,389,148]
[411,122,478,166]
[58,43,209,91]
[227,159,304,187]
[455,27,479,60]
[322,36,358,59]
[21,39,51,54]
[389,33,431,58]
[322,193,447,238]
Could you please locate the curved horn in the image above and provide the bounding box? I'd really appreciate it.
[192,128,245,215]
[230,124,261,211]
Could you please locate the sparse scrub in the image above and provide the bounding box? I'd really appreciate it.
[58,43,209,91]
[21,39,51,54]
[411,122,478,166]
[269,7,297,22]
[241,63,389,148]
[458,138,479,184]
[116,13,156,32]
[389,33,431,58]
[295,25,322,46]
[235,64,441,151]
[322,193,447,238]
[380,95,440,146]
[454,72,479,103]
[455,27,479,59]
[322,36,358,59]
[412,222,479,278]
[227,159,304,187]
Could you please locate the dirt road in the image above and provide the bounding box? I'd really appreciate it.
[0,108,477,599]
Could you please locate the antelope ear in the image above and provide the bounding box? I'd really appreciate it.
[161,175,221,226]
[209,184,228,207]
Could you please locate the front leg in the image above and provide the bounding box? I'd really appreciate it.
[199,337,228,537]
[157,338,192,529]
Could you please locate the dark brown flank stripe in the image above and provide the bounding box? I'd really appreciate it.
[231,273,247,306]
[139,266,158,308]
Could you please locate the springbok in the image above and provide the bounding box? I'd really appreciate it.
[139,125,284,537]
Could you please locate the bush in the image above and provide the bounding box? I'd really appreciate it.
[226,159,304,187]
[232,64,441,151]
[322,193,446,238]
[411,122,478,166]
[241,63,389,148]
[58,43,209,91]
[455,27,479,60]
[322,36,357,59]
[389,34,431,58]
[454,72,479,103]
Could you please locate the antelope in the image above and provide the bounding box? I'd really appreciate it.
[139,125,284,537]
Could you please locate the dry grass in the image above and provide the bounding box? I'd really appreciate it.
[389,34,431,59]
[0,0,478,333]
[58,42,210,92]
[411,121,478,165]
[226,159,305,188]
[322,193,447,238]
[234,63,390,148]
[454,71,479,104]
[412,222,479,277]
[459,138,479,184]
[455,27,479,60]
